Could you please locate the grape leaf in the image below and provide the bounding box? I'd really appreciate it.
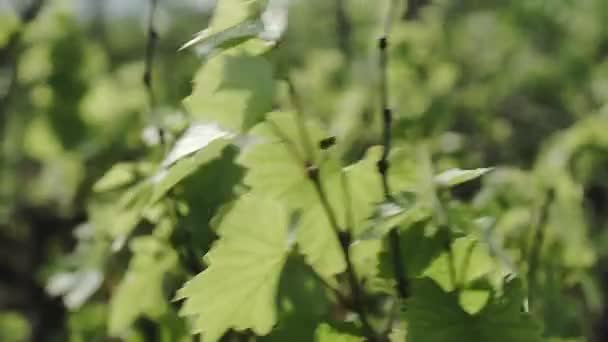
[180,0,287,55]
[423,236,494,292]
[240,123,393,279]
[176,193,290,341]
[406,278,543,342]
[184,51,275,132]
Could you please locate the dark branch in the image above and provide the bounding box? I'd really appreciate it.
[307,166,379,341]
[377,9,409,300]
[143,0,164,144]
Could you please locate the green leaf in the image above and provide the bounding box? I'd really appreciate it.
[108,236,177,336]
[184,52,275,132]
[379,221,444,284]
[238,111,325,208]
[406,278,543,342]
[180,0,262,52]
[434,168,493,188]
[359,192,432,240]
[241,127,391,279]
[150,138,230,204]
[174,146,244,264]
[459,289,491,315]
[423,236,495,292]
[162,123,233,167]
[176,193,290,341]
[180,20,265,55]
[314,324,364,342]
[89,182,153,241]
[93,162,136,193]
[180,0,287,55]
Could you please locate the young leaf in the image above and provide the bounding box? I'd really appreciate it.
[179,0,287,55]
[406,278,543,342]
[161,122,233,167]
[434,168,493,188]
[423,236,494,292]
[176,193,290,341]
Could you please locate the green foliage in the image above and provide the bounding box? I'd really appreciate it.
[3,0,608,341]
[406,278,543,342]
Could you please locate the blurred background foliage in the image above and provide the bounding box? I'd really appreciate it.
[1,0,608,341]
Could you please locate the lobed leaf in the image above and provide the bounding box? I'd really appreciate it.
[176,193,290,341]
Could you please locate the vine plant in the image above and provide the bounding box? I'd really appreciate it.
[48,1,549,341]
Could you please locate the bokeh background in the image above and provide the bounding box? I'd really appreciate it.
[1,0,608,341]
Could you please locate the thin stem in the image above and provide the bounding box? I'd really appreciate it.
[308,164,378,341]
[377,1,409,300]
[143,0,164,144]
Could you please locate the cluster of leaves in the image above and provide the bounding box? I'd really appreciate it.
[2,0,608,341]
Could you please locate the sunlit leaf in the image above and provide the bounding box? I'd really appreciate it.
[176,193,290,341]
[185,52,275,132]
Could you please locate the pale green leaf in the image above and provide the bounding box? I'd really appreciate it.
[458,289,491,315]
[162,123,233,167]
[434,168,493,188]
[237,111,325,208]
[176,193,290,341]
[423,236,494,292]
